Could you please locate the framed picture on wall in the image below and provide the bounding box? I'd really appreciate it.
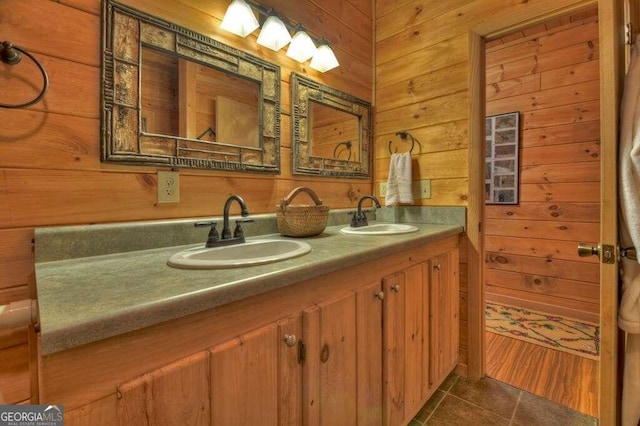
[485,112,520,205]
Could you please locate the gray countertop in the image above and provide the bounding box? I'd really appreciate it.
[35,220,463,355]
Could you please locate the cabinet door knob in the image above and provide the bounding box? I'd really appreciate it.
[283,334,297,347]
[374,291,384,300]
[391,284,400,292]
[433,264,441,271]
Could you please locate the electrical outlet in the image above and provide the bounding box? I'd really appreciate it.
[157,171,180,203]
[413,179,431,199]
[379,182,387,197]
[380,180,430,199]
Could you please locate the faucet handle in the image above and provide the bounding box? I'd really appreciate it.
[233,218,254,239]
[194,220,217,228]
[195,221,219,247]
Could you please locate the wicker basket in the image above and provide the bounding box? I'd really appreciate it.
[276,187,330,237]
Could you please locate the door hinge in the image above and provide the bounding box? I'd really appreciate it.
[298,340,306,365]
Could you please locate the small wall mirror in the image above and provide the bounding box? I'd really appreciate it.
[102,0,281,173]
[291,73,371,178]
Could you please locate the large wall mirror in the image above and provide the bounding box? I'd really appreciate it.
[291,73,371,178]
[102,0,281,173]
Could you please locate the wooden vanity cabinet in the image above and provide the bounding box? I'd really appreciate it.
[114,316,303,426]
[302,281,383,426]
[116,351,211,425]
[53,236,459,426]
[209,316,303,425]
[429,250,460,388]
[382,248,460,426]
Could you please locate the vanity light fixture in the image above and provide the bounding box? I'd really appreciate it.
[220,0,339,72]
[256,11,291,51]
[286,25,316,62]
[220,0,259,37]
[310,39,339,72]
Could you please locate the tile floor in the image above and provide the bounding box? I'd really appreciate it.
[410,374,598,426]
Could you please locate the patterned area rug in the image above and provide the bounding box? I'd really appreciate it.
[485,303,600,360]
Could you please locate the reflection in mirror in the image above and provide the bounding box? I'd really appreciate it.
[141,47,260,148]
[309,101,360,162]
[102,0,281,173]
[291,73,371,178]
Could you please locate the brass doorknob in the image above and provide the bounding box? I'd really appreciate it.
[577,243,599,257]
[283,334,297,347]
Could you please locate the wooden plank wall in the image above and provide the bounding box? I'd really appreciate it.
[374,0,598,374]
[484,12,601,324]
[0,0,373,404]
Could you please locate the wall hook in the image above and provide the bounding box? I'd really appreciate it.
[0,41,50,109]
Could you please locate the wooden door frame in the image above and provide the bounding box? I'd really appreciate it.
[466,0,624,423]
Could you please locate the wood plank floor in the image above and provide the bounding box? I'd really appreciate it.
[485,331,599,418]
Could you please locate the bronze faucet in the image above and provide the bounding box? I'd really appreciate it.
[351,195,381,228]
[195,195,252,247]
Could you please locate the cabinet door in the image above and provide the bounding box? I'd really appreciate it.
[117,352,210,426]
[382,264,426,426]
[303,282,382,426]
[303,292,357,426]
[210,316,303,426]
[67,395,117,426]
[356,281,383,426]
[429,249,460,387]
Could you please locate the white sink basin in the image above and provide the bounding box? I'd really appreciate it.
[167,239,312,270]
[340,223,419,235]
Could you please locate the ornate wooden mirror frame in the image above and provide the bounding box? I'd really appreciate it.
[101,0,281,173]
[291,73,371,178]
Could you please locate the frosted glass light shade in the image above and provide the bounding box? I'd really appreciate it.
[309,41,339,72]
[257,15,291,51]
[286,29,316,62]
[220,0,259,37]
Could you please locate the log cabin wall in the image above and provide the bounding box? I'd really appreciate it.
[374,0,600,375]
[0,0,372,404]
[483,11,601,324]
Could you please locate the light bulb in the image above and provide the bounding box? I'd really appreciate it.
[309,40,339,72]
[220,0,259,38]
[286,27,316,62]
[257,14,291,51]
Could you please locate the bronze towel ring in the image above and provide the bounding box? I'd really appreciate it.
[388,131,416,154]
[333,140,353,161]
[1,41,50,109]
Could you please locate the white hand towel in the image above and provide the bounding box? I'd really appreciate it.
[385,152,413,206]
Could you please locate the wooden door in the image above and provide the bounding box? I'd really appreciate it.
[117,351,210,426]
[356,281,383,426]
[303,292,358,426]
[382,264,427,426]
[382,271,405,426]
[467,1,624,422]
[303,282,382,426]
[210,316,303,426]
[429,250,460,388]
[598,1,624,423]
